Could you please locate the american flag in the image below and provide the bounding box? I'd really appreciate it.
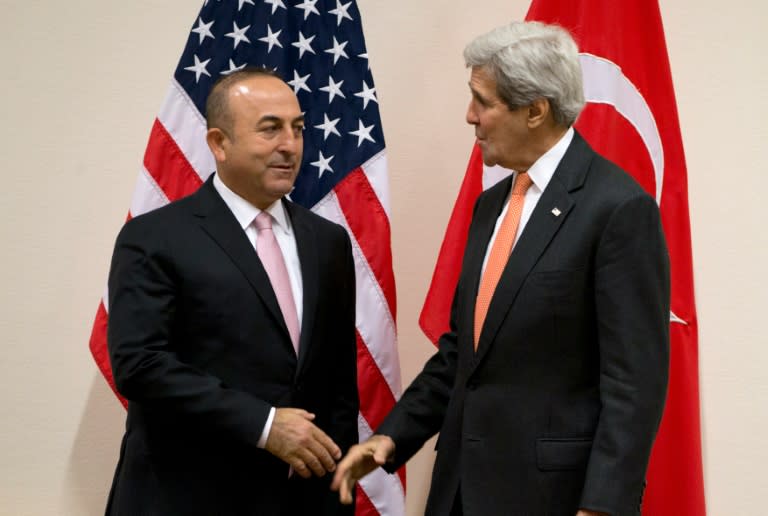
[88,1,405,514]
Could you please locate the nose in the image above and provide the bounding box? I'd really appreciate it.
[276,127,302,154]
[466,100,479,125]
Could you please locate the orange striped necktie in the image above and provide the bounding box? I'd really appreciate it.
[474,172,534,349]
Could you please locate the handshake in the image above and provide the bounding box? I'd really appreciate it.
[265,408,394,504]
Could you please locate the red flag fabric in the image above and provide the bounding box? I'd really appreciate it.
[418,2,704,514]
[88,2,405,514]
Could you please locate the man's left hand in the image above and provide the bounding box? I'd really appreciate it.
[576,510,609,516]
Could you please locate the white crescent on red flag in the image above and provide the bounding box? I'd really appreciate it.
[419,2,704,514]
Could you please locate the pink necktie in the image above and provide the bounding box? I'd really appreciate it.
[254,212,300,354]
[474,172,533,349]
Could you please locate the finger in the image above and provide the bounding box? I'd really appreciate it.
[306,457,328,477]
[287,408,315,421]
[332,448,356,481]
[330,465,343,491]
[339,476,355,505]
[307,438,337,473]
[312,427,342,460]
[292,461,312,479]
[297,448,329,477]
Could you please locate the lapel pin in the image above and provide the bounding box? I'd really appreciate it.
[551,207,561,217]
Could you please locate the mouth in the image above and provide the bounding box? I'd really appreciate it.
[269,163,295,172]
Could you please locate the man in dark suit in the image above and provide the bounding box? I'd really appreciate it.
[333,21,669,516]
[105,68,358,515]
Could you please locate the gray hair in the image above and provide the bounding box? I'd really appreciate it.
[464,21,585,126]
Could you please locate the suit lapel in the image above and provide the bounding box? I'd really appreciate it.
[473,131,593,364]
[285,201,319,374]
[191,178,294,354]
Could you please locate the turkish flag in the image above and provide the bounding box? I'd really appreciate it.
[418,1,705,514]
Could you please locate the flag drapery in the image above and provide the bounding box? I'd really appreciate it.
[419,1,704,514]
[88,1,405,514]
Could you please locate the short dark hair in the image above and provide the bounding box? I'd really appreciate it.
[205,67,281,134]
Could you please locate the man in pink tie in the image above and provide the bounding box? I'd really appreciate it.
[333,21,669,516]
[105,68,358,516]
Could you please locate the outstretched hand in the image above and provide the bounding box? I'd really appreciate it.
[331,434,396,504]
[264,408,341,478]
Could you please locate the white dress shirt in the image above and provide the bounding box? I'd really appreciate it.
[213,173,304,448]
[481,127,574,275]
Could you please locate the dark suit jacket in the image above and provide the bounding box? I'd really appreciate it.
[105,177,358,516]
[379,131,670,516]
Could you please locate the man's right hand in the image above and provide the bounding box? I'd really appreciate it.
[331,434,396,504]
[264,408,341,478]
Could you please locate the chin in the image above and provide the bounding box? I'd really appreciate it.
[478,147,496,167]
[269,183,296,199]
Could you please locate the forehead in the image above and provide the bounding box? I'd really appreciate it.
[469,66,499,98]
[228,76,301,119]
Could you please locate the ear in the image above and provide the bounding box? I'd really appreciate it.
[526,98,551,129]
[206,128,228,163]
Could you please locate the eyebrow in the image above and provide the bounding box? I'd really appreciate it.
[258,115,305,124]
[468,84,487,103]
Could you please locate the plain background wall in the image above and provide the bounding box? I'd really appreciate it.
[1,0,766,514]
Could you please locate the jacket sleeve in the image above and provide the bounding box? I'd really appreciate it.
[377,303,459,470]
[376,192,490,470]
[107,218,272,447]
[580,192,671,515]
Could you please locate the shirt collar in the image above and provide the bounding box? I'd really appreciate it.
[518,126,574,191]
[212,173,291,233]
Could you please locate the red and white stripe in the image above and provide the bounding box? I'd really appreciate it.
[89,78,406,515]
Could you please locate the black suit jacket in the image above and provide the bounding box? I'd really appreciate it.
[379,131,670,516]
[105,177,358,516]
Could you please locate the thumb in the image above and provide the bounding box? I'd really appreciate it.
[372,442,392,465]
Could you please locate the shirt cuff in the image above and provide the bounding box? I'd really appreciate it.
[257,407,276,448]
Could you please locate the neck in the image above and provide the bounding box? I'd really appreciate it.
[516,124,569,172]
[216,171,278,210]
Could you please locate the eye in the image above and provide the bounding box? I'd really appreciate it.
[260,125,279,136]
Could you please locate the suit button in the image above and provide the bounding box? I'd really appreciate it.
[467,382,477,391]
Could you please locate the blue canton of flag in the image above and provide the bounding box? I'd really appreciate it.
[176,0,385,208]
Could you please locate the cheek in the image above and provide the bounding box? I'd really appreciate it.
[480,114,496,132]
[250,143,275,160]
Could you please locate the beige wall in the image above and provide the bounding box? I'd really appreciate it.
[1,1,766,514]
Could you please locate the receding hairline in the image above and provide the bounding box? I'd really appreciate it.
[205,67,289,132]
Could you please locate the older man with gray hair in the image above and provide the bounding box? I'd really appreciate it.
[333,21,669,516]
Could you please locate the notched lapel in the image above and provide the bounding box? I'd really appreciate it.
[473,132,593,364]
[465,177,514,319]
[192,181,294,353]
[460,179,512,364]
[475,180,573,357]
